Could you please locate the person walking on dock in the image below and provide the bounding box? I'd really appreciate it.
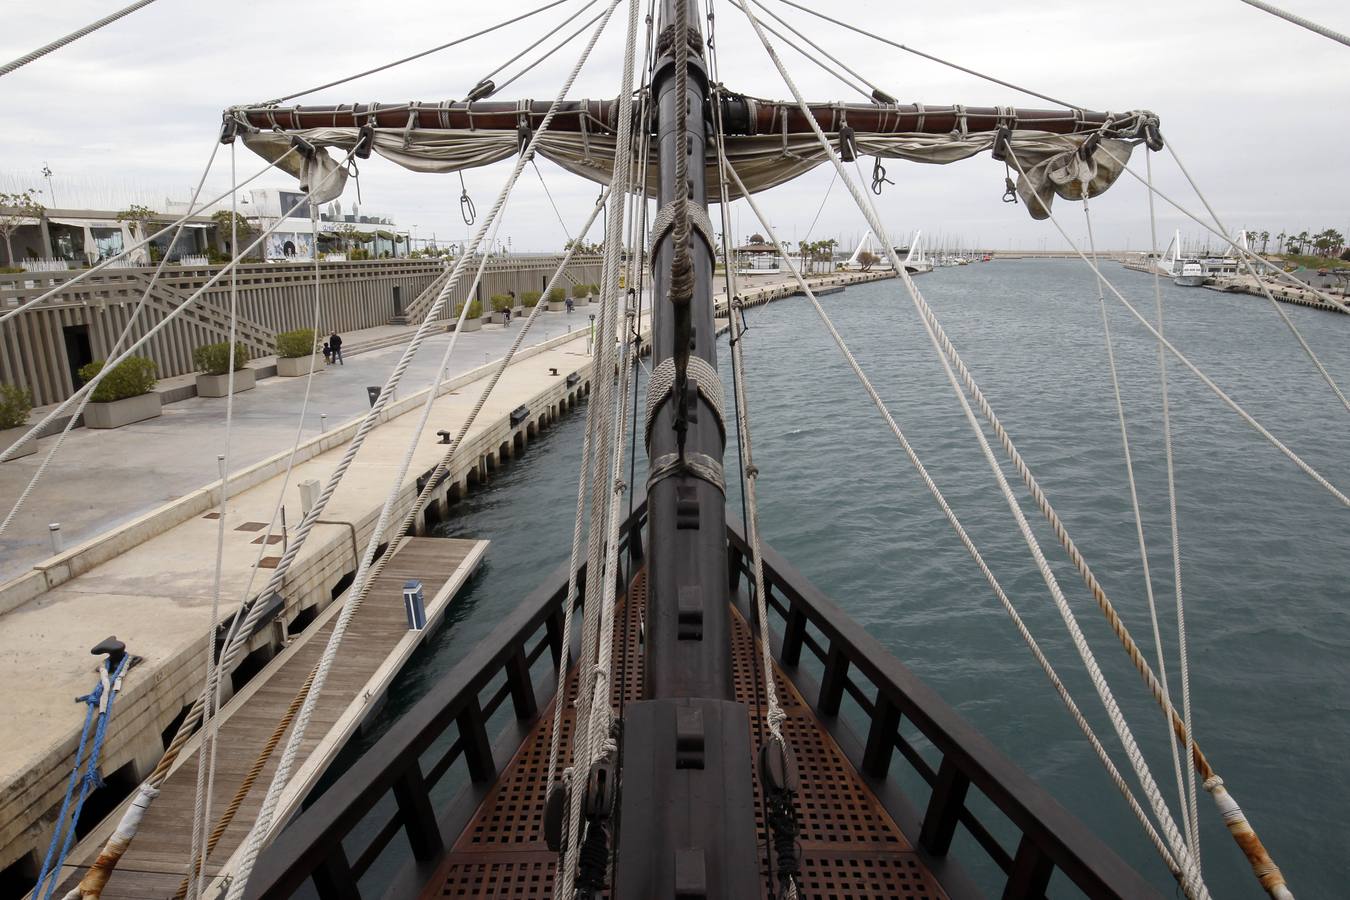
[329,330,344,365]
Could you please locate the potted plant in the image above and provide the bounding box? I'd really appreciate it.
[490,294,513,325]
[588,282,601,303]
[454,299,483,332]
[0,384,36,460]
[275,328,320,377]
[508,290,524,317]
[547,286,567,312]
[572,282,589,306]
[521,290,542,311]
[193,341,254,397]
[79,357,161,428]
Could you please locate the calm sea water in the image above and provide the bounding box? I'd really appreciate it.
[362,260,1350,897]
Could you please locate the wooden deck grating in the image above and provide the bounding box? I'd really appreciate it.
[428,571,948,899]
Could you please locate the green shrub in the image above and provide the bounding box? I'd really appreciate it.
[571,282,589,298]
[455,299,482,319]
[207,248,231,264]
[79,357,157,403]
[0,266,24,275]
[0,384,33,429]
[276,328,315,359]
[521,290,542,308]
[350,248,370,261]
[490,294,513,312]
[589,283,600,295]
[547,286,566,302]
[193,341,247,375]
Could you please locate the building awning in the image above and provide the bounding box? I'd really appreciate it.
[47,217,124,229]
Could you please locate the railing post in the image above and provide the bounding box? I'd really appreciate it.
[918,756,971,856]
[728,543,743,595]
[1003,835,1055,899]
[545,605,565,669]
[311,844,363,900]
[780,603,807,668]
[506,645,538,719]
[861,693,901,778]
[457,697,496,782]
[392,760,445,862]
[816,642,849,717]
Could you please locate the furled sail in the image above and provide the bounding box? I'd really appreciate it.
[232,99,1153,218]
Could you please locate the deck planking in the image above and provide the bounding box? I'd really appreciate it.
[48,536,486,900]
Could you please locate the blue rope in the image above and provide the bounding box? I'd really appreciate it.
[32,655,130,900]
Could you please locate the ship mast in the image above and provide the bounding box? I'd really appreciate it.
[613,0,759,895]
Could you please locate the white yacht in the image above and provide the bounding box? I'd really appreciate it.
[1174,260,1207,286]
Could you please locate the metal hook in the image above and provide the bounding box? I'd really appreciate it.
[870,157,894,195]
[459,171,476,226]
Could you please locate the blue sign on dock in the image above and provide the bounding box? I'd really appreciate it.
[403,579,426,630]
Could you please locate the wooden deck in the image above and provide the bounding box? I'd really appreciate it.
[49,537,486,900]
[426,570,948,900]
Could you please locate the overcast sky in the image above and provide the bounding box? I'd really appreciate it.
[2,0,1347,252]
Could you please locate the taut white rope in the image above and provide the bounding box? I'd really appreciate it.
[1006,145,1295,900]
[1239,0,1350,46]
[1082,181,1196,859]
[0,0,161,77]
[1145,147,1202,867]
[734,5,1208,892]
[0,150,298,330]
[0,139,222,535]
[223,6,626,898]
[721,158,1181,878]
[556,2,641,895]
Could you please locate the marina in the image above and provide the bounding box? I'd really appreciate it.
[2,1,1347,899]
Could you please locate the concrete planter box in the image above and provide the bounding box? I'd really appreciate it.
[512,305,526,319]
[277,354,321,377]
[457,317,483,332]
[85,392,161,429]
[547,300,567,312]
[196,367,256,398]
[585,294,596,304]
[491,312,510,325]
[0,425,37,460]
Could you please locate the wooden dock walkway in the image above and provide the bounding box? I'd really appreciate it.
[47,537,486,900]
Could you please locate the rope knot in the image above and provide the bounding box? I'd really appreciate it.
[1203,776,1224,792]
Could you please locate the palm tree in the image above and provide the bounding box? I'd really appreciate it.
[1276,231,1287,253]
[1259,231,1270,254]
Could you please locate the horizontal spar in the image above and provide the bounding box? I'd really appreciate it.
[228,98,1138,137]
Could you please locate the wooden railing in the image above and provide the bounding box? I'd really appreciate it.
[242,506,1157,899]
[726,524,1159,899]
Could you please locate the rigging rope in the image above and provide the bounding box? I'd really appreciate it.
[768,0,1085,110]
[1145,146,1202,868]
[720,156,1182,880]
[222,8,626,900]
[1094,143,1350,314]
[1238,0,1350,47]
[747,0,889,99]
[60,152,356,900]
[732,4,1212,892]
[556,3,642,896]
[0,151,296,332]
[1005,145,1296,899]
[32,655,131,900]
[0,139,222,532]
[1163,141,1350,415]
[494,7,611,97]
[185,142,247,900]
[0,0,160,77]
[1082,180,1197,860]
[470,0,604,92]
[265,0,578,103]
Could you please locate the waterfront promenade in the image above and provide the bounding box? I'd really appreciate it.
[0,308,606,584]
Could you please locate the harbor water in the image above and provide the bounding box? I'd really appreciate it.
[359,260,1350,897]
